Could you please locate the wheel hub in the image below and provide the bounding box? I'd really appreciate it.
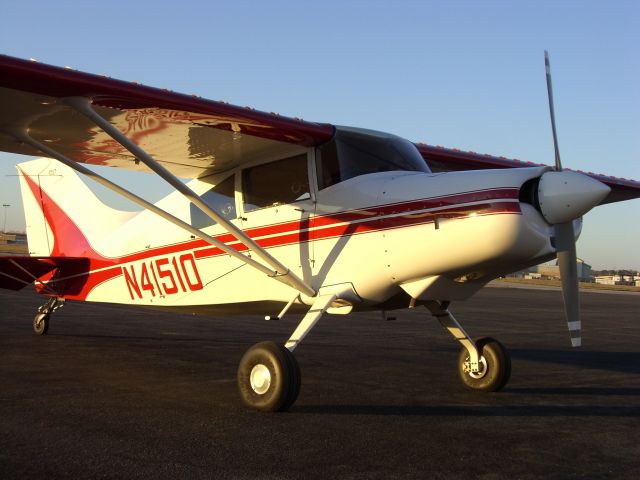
[464,355,488,379]
[249,364,272,395]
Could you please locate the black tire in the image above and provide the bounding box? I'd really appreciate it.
[457,337,511,392]
[33,313,49,336]
[237,341,301,412]
[280,347,301,411]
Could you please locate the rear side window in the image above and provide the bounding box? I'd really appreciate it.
[242,154,310,212]
[190,175,236,229]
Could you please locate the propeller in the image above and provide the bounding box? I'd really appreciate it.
[541,51,609,347]
[545,51,580,346]
[543,51,579,346]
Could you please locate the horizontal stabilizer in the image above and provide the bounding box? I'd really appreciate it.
[0,256,87,291]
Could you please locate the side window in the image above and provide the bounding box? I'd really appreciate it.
[242,154,310,212]
[316,140,340,190]
[190,175,236,229]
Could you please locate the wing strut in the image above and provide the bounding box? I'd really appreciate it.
[62,97,315,297]
[8,127,316,297]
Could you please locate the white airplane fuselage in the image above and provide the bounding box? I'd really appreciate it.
[19,155,564,315]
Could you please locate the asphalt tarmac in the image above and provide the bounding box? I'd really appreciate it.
[1,286,639,479]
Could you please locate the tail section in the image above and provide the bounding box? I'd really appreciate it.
[11,158,201,301]
[17,157,136,257]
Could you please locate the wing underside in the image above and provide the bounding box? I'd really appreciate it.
[0,55,334,179]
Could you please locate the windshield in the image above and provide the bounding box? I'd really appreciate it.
[316,127,430,189]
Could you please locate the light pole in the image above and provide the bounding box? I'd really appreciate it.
[2,204,10,234]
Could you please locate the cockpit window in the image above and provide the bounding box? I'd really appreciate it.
[316,127,430,190]
[190,174,236,229]
[242,154,310,212]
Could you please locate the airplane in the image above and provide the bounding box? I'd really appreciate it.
[0,53,638,412]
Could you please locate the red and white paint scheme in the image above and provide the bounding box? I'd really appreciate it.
[0,54,638,411]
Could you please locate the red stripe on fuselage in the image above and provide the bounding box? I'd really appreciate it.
[23,172,520,299]
[183,192,521,260]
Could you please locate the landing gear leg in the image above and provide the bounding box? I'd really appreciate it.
[424,301,511,392]
[237,294,336,412]
[33,296,65,336]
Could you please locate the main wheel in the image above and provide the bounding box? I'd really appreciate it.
[33,313,49,336]
[457,337,511,392]
[237,341,301,412]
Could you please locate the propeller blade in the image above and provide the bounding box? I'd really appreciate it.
[544,51,581,347]
[545,50,563,171]
[554,221,581,347]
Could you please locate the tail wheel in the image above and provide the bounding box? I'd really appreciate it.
[33,313,50,336]
[457,337,511,392]
[237,341,301,412]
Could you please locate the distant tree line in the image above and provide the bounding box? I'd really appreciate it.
[591,269,638,277]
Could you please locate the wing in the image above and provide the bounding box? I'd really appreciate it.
[415,144,640,205]
[0,55,334,178]
[0,54,638,204]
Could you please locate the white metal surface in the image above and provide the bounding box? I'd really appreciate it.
[15,155,570,312]
[537,170,610,224]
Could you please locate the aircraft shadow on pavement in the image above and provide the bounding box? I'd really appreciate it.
[45,332,249,348]
[507,386,640,396]
[50,333,215,343]
[509,348,640,375]
[293,404,640,417]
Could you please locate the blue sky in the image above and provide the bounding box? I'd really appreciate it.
[1,0,638,269]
